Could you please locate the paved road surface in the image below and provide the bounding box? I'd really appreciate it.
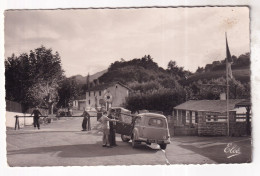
[6,116,251,166]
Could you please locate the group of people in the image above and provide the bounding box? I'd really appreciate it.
[81,107,118,148]
[31,106,119,148]
[98,109,118,148]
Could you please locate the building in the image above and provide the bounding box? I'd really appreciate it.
[72,95,86,111]
[171,99,251,136]
[173,99,245,126]
[86,82,131,110]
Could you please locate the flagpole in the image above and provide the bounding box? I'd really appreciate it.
[225,32,230,137]
[226,55,230,137]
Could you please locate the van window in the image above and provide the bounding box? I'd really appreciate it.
[148,118,164,127]
[135,117,141,125]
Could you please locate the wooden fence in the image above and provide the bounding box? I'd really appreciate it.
[6,100,48,114]
[236,113,251,122]
[6,100,22,113]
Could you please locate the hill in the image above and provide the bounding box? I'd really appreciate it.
[70,69,107,85]
[98,55,171,85]
[180,66,250,86]
[181,52,251,85]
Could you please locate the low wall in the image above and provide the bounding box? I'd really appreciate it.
[230,122,248,136]
[6,111,33,128]
[198,122,227,136]
[168,122,198,136]
[197,111,249,136]
[168,122,175,136]
[174,126,198,136]
[169,111,249,136]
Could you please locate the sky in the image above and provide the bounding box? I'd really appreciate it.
[4,7,250,77]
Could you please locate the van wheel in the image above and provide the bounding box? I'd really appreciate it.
[159,144,167,150]
[132,133,137,148]
[121,135,130,142]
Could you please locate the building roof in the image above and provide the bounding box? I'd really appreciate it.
[87,81,131,91]
[76,94,86,100]
[235,99,251,108]
[174,99,245,113]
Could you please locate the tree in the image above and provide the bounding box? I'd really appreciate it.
[167,60,178,74]
[125,88,186,115]
[5,46,64,113]
[196,66,204,73]
[57,77,83,108]
[186,77,248,100]
[167,60,191,79]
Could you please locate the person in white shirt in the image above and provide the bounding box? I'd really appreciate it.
[98,111,118,148]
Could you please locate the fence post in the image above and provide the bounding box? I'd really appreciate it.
[15,115,20,130]
[246,107,251,135]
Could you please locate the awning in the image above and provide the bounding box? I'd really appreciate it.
[235,99,251,108]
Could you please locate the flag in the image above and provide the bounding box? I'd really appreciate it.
[226,33,233,79]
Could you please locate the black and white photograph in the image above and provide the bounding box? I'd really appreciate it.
[2,4,255,168]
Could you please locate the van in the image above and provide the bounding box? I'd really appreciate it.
[119,112,171,149]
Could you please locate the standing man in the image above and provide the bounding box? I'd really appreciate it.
[98,111,118,148]
[81,108,90,131]
[108,109,117,147]
[87,109,91,131]
[31,106,42,130]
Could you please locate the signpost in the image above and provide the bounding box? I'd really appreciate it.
[103,92,113,110]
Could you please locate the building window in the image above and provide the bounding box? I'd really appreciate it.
[186,112,190,123]
[182,110,186,125]
[99,91,101,96]
[173,109,177,120]
[94,91,96,96]
[116,85,118,88]
[89,100,90,105]
[89,92,91,97]
[206,115,219,122]
[195,112,198,123]
[207,115,211,121]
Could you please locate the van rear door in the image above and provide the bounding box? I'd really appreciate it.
[142,116,168,141]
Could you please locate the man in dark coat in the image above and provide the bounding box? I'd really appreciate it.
[108,109,117,146]
[82,108,90,131]
[87,110,91,131]
[31,106,42,129]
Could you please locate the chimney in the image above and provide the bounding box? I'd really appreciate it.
[220,93,226,100]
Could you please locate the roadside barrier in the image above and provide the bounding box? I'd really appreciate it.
[14,115,96,130]
[13,110,135,131]
[14,115,48,130]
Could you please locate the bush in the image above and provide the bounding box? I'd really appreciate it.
[125,88,186,115]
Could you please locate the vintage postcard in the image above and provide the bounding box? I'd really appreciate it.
[4,6,252,167]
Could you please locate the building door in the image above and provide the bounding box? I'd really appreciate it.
[182,110,186,125]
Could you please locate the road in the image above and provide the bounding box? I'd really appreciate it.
[6,116,251,166]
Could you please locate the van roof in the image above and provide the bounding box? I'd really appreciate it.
[111,107,131,112]
[138,113,166,119]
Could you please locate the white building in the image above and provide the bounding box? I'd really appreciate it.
[85,82,131,110]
